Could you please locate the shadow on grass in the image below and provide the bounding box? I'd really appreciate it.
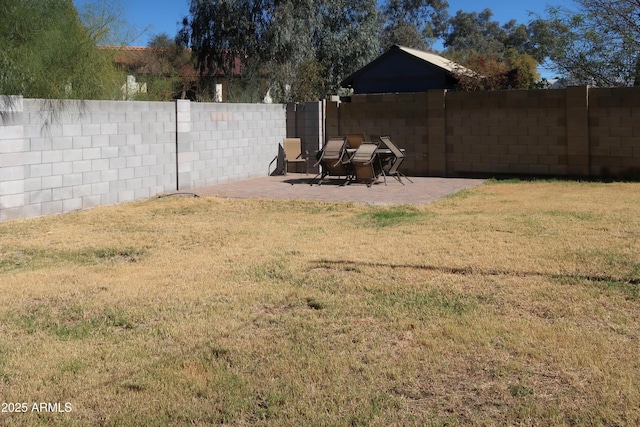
[312,259,640,287]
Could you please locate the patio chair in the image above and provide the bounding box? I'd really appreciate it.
[350,142,380,187]
[312,136,350,185]
[283,137,308,175]
[379,136,413,184]
[346,133,367,149]
[268,142,286,176]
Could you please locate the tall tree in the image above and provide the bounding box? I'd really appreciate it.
[313,0,380,96]
[1,0,119,99]
[179,0,380,102]
[444,9,507,54]
[380,0,449,50]
[178,0,267,77]
[532,0,640,86]
[261,0,320,101]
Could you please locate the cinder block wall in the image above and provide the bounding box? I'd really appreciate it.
[327,86,640,179]
[0,98,177,222]
[178,101,286,188]
[326,93,430,176]
[589,87,640,178]
[446,89,568,176]
[0,97,286,222]
[286,101,325,173]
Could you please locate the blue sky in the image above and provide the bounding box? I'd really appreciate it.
[73,0,574,47]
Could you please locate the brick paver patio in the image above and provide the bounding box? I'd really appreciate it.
[187,174,485,205]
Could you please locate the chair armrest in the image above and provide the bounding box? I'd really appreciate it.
[268,155,278,175]
[312,151,324,167]
[342,151,355,164]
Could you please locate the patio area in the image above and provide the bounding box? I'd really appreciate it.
[186,174,485,205]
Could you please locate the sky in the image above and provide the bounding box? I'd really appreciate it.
[73,0,574,48]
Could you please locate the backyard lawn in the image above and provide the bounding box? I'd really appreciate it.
[0,180,638,426]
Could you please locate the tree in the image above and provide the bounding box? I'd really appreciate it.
[126,34,196,101]
[261,0,320,101]
[76,0,143,46]
[443,9,506,54]
[179,0,380,102]
[259,0,381,102]
[177,0,268,101]
[313,0,380,96]
[443,8,540,89]
[532,0,640,86]
[1,0,120,100]
[380,0,449,50]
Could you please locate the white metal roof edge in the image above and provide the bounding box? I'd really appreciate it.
[396,45,476,77]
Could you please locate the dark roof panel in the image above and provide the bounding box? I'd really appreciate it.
[341,45,473,94]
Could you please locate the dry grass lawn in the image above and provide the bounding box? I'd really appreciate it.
[0,180,639,426]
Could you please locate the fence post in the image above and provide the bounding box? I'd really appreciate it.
[175,99,191,190]
[566,86,590,177]
[325,99,340,139]
[426,90,447,176]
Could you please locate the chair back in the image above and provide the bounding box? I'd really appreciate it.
[351,143,378,163]
[379,136,403,158]
[351,143,379,184]
[379,136,405,174]
[346,133,367,149]
[316,136,349,177]
[283,138,303,160]
[321,137,347,161]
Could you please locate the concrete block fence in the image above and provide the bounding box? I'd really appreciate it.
[327,86,640,179]
[3,87,639,223]
[0,97,286,222]
[285,101,326,173]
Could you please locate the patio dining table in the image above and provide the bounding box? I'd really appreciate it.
[312,136,409,186]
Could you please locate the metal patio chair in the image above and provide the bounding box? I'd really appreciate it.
[312,136,351,185]
[379,136,413,184]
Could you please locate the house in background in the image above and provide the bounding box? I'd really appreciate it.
[100,46,243,101]
[121,75,147,100]
[340,45,475,94]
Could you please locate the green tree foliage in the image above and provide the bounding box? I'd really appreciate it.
[380,0,449,50]
[179,0,381,102]
[451,49,540,91]
[135,34,195,100]
[262,0,325,101]
[531,0,640,86]
[178,1,567,98]
[177,0,268,101]
[312,0,380,97]
[1,0,120,99]
[444,9,506,53]
[443,8,540,89]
